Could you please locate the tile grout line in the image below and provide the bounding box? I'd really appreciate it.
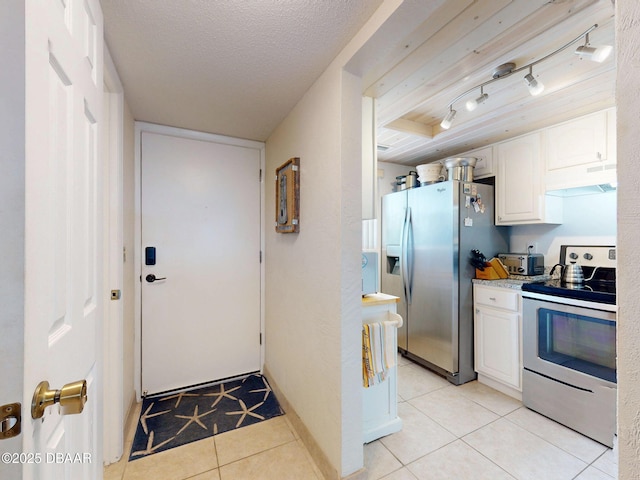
[500,409,611,469]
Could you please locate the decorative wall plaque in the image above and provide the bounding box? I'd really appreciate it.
[275,157,300,233]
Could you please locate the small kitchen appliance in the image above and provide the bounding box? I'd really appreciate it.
[497,252,544,275]
[521,245,616,447]
[395,171,420,190]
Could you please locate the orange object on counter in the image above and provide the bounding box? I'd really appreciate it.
[475,266,501,280]
[488,257,509,278]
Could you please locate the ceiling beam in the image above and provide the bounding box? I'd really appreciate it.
[384,118,433,139]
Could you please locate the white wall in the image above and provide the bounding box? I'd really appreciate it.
[615,2,640,479]
[263,3,413,477]
[122,101,136,420]
[0,1,24,478]
[265,65,362,478]
[377,161,414,200]
[509,191,616,265]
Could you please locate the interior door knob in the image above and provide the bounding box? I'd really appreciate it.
[145,274,167,283]
[31,380,87,419]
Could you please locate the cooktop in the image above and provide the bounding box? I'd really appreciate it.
[522,270,616,305]
[522,245,616,305]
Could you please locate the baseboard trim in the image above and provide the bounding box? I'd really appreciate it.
[263,365,368,480]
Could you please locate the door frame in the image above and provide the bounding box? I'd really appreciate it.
[102,47,125,464]
[133,122,265,400]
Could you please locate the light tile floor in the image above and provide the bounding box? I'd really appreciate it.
[365,355,618,480]
[105,357,618,480]
[103,404,323,480]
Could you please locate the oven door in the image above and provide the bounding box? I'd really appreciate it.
[522,295,616,446]
[523,297,616,383]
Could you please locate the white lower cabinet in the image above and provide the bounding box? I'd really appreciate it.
[473,284,522,399]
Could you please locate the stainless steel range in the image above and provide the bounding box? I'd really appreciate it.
[521,245,616,447]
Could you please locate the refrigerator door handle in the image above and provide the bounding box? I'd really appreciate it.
[406,207,414,304]
[401,207,413,305]
[400,207,408,303]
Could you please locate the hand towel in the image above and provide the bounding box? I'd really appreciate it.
[383,320,397,369]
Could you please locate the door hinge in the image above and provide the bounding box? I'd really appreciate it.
[259,168,262,182]
[260,333,262,345]
[260,251,263,263]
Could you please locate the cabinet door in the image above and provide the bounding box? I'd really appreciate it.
[544,109,616,190]
[496,132,543,224]
[474,306,521,390]
[546,111,607,171]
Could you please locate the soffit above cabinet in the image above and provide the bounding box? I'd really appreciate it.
[369,0,615,166]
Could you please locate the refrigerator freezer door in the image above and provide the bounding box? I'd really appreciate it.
[407,183,458,374]
[381,190,408,351]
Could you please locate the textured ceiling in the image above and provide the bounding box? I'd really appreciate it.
[101,0,382,141]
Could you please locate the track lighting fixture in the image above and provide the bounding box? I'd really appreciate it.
[440,24,611,131]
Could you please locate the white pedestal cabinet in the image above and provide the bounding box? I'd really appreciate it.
[362,293,403,443]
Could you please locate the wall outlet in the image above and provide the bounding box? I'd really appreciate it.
[527,242,538,253]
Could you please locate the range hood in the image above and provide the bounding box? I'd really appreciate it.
[547,182,617,197]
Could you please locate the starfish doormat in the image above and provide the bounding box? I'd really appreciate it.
[129,374,283,460]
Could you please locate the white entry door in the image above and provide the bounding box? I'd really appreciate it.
[23,0,104,479]
[141,130,262,395]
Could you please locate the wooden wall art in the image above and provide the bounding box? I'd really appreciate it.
[275,157,300,233]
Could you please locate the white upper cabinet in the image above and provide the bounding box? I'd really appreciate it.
[496,132,562,225]
[544,109,616,190]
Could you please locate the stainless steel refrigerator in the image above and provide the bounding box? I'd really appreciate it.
[381,181,508,385]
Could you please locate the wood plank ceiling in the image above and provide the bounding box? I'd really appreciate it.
[368,0,615,166]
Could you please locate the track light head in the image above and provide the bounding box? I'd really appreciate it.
[524,72,544,96]
[465,92,488,111]
[440,108,457,130]
[575,44,612,63]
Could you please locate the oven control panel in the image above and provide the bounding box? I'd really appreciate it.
[562,245,616,268]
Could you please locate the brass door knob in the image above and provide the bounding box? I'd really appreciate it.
[31,380,87,419]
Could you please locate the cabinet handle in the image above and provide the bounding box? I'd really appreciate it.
[489,297,497,301]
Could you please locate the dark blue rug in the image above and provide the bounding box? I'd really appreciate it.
[129,374,283,460]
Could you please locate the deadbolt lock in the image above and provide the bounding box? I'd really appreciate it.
[0,403,21,440]
[31,380,87,419]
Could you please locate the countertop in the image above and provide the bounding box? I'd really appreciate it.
[472,274,550,290]
[362,292,399,306]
